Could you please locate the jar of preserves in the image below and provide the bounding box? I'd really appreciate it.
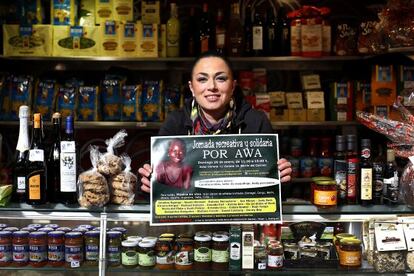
[194,234,211,270]
[311,180,337,208]
[37,227,54,234]
[142,236,158,243]
[339,238,361,268]
[111,227,127,240]
[283,242,299,260]
[47,231,65,267]
[44,224,59,230]
[334,233,356,252]
[12,230,29,266]
[20,227,36,233]
[84,231,100,266]
[65,232,84,268]
[121,240,138,268]
[267,241,283,269]
[107,231,122,267]
[175,237,194,270]
[254,246,267,270]
[55,227,71,233]
[138,240,156,269]
[4,227,19,233]
[72,228,88,235]
[211,234,229,271]
[0,231,12,266]
[78,225,94,231]
[29,231,47,267]
[155,238,174,270]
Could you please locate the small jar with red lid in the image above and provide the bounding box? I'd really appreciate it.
[29,231,47,267]
[0,231,12,266]
[48,231,65,267]
[12,231,29,266]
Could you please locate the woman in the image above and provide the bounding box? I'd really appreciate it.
[139,51,292,193]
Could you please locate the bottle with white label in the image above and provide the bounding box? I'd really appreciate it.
[383,148,399,206]
[252,12,264,56]
[13,105,30,202]
[60,116,77,204]
[26,113,47,205]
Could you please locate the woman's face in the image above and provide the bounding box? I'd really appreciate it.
[189,57,236,121]
[168,142,185,163]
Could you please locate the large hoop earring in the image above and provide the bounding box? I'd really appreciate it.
[229,98,235,109]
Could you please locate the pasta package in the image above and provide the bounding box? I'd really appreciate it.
[101,79,122,121]
[52,25,99,57]
[3,24,52,57]
[95,0,113,25]
[141,80,163,122]
[121,84,141,121]
[99,21,121,56]
[164,85,182,118]
[56,87,76,118]
[77,86,100,121]
[79,0,96,27]
[9,75,34,121]
[136,21,158,58]
[51,0,78,25]
[113,0,133,22]
[119,22,138,57]
[20,0,44,25]
[34,80,58,121]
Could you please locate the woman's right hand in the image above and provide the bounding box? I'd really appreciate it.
[138,164,152,193]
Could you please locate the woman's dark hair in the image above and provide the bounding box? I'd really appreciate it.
[190,51,234,78]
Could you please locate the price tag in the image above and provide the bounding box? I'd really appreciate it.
[61,141,75,153]
[71,260,80,268]
[29,149,44,162]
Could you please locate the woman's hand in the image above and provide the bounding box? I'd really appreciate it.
[278,158,292,183]
[138,164,152,193]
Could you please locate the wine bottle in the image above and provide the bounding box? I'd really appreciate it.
[187,7,197,56]
[372,145,385,205]
[215,8,226,54]
[227,3,244,56]
[359,139,373,206]
[59,116,77,204]
[265,11,277,56]
[47,112,61,203]
[252,11,264,56]
[244,6,253,56]
[277,7,290,56]
[383,148,399,206]
[346,134,358,204]
[199,3,212,53]
[166,3,180,57]
[13,105,30,202]
[26,113,47,205]
[334,135,347,205]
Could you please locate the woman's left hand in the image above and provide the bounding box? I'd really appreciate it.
[278,158,292,183]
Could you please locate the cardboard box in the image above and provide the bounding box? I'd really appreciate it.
[355,81,371,112]
[307,108,325,121]
[302,74,321,90]
[253,68,267,93]
[270,108,288,122]
[288,109,307,121]
[99,21,121,56]
[136,22,158,57]
[158,24,166,58]
[113,0,133,22]
[242,225,254,270]
[371,65,397,106]
[306,91,325,109]
[229,225,242,271]
[269,91,286,107]
[141,1,160,24]
[53,25,99,57]
[119,22,138,57]
[95,0,113,25]
[79,0,96,26]
[331,82,354,121]
[286,92,303,109]
[255,94,270,119]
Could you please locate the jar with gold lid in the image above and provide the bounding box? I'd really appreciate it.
[339,238,361,268]
[311,180,337,208]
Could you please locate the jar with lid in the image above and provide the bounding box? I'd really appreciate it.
[211,234,229,270]
[194,234,211,270]
[0,224,8,230]
[84,231,100,266]
[339,238,361,268]
[20,227,36,233]
[142,236,158,243]
[47,231,65,267]
[107,231,122,267]
[311,180,337,209]
[44,224,59,230]
[27,224,42,230]
[267,241,283,269]
[334,233,356,252]
[0,231,12,266]
[127,236,142,244]
[283,242,299,260]
[159,233,175,239]
[4,227,19,233]
[174,237,194,270]
[138,240,156,269]
[254,246,267,270]
[78,225,94,230]
[29,231,47,267]
[65,232,84,268]
[55,227,71,233]
[155,238,174,270]
[12,230,29,266]
[111,227,127,240]
[121,240,138,268]
[37,227,54,234]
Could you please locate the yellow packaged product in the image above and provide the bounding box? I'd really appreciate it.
[114,0,133,22]
[53,25,99,57]
[136,21,158,58]
[99,21,121,56]
[119,22,138,57]
[79,0,96,26]
[158,24,166,58]
[77,86,100,121]
[51,0,78,25]
[96,0,113,25]
[3,24,52,57]
[141,1,160,24]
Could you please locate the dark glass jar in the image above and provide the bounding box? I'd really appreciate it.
[121,240,138,268]
[339,238,361,268]
[211,234,229,270]
[84,231,100,266]
[12,231,29,266]
[138,241,156,269]
[107,231,122,267]
[0,231,12,267]
[64,232,84,268]
[311,180,337,209]
[47,231,65,267]
[29,231,47,267]
[267,241,283,269]
[155,238,174,270]
[194,234,211,270]
[174,238,194,270]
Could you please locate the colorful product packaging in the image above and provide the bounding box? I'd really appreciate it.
[9,75,33,120]
[34,80,58,121]
[53,25,99,56]
[141,1,160,24]
[95,0,113,25]
[101,79,122,121]
[79,0,96,26]
[77,86,100,121]
[113,0,133,22]
[141,80,163,122]
[164,85,181,119]
[51,0,78,25]
[20,0,44,25]
[136,22,158,57]
[3,24,52,56]
[119,22,138,57]
[121,84,141,121]
[56,87,76,118]
[99,20,121,56]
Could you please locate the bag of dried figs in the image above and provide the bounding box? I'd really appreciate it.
[110,154,137,205]
[78,145,110,208]
[97,129,128,176]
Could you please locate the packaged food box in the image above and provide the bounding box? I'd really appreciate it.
[79,0,96,26]
[119,22,138,57]
[113,0,133,22]
[3,24,52,56]
[51,0,78,25]
[53,25,99,57]
[21,0,44,25]
[136,22,158,57]
[95,0,113,25]
[158,24,166,58]
[99,21,121,56]
[141,1,160,24]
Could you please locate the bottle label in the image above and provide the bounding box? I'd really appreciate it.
[194,247,211,262]
[230,242,241,260]
[85,244,99,261]
[212,249,229,263]
[347,159,358,200]
[28,174,41,200]
[384,172,399,203]
[175,250,192,265]
[334,160,347,201]
[13,244,29,262]
[314,190,337,205]
[138,251,156,266]
[29,244,47,262]
[48,244,64,261]
[17,176,26,190]
[252,26,263,50]
[361,168,373,200]
[361,148,371,159]
[156,250,174,265]
[0,245,12,262]
[339,250,360,266]
[216,33,225,48]
[107,246,120,264]
[61,141,75,153]
[29,149,44,162]
[65,245,83,265]
[122,251,138,266]
[60,152,77,192]
[267,254,283,268]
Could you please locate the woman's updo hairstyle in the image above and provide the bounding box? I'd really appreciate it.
[190,51,234,79]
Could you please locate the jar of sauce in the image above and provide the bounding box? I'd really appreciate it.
[174,238,194,270]
[107,231,122,267]
[211,234,229,271]
[84,231,100,266]
[267,241,283,269]
[0,231,12,266]
[311,180,337,209]
[155,238,174,270]
[29,231,47,267]
[65,232,84,268]
[194,234,211,270]
[12,230,29,266]
[138,240,156,269]
[339,238,361,268]
[47,231,65,267]
[121,240,138,268]
[0,224,8,230]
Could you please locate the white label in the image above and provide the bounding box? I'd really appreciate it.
[29,149,44,162]
[17,177,26,190]
[290,24,301,54]
[337,97,347,105]
[258,262,266,270]
[375,222,407,251]
[301,23,322,53]
[60,152,77,192]
[361,168,373,200]
[337,112,347,121]
[403,223,414,251]
[252,26,263,50]
[216,33,225,47]
[230,242,240,260]
[268,254,283,268]
[61,141,75,153]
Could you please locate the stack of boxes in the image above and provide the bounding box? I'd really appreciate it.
[302,74,325,121]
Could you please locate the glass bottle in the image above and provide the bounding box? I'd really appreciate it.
[244,6,253,56]
[277,7,290,56]
[265,11,277,56]
[47,112,61,203]
[252,11,264,56]
[334,135,347,204]
[26,113,47,205]
[13,105,30,202]
[215,8,226,54]
[187,7,197,56]
[359,139,373,206]
[166,3,180,57]
[199,3,212,53]
[372,145,385,205]
[227,3,244,56]
[346,135,358,204]
[383,148,399,205]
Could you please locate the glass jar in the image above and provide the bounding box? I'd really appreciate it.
[84,231,100,266]
[339,238,361,268]
[334,233,356,253]
[121,240,138,268]
[4,227,19,233]
[127,236,142,244]
[111,227,127,240]
[37,227,54,234]
[155,238,174,270]
[47,231,65,267]
[159,233,175,239]
[254,246,267,270]
[29,231,47,267]
[311,180,337,209]
[138,240,156,269]
[27,224,42,230]
[142,236,158,244]
[194,234,212,270]
[267,241,283,269]
[55,227,71,233]
[283,242,299,260]
[0,224,8,230]
[65,232,84,268]
[107,231,122,267]
[12,230,29,266]
[44,224,59,230]
[0,231,12,266]
[20,227,36,233]
[211,234,229,271]
[174,238,194,270]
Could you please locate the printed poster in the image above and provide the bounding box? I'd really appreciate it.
[150,134,282,225]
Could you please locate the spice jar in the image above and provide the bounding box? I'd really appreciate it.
[0,231,12,266]
[339,238,361,268]
[29,231,47,267]
[47,231,65,267]
[211,234,229,270]
[311,180,337,209]
[194,234,212,270]
[267,241,283,269]
[138,240,156,269]
[155,238,174,270]
[254,246,267,270]
[12,230,29,266]
[65,232,84,268]
[107,231,122,267]
[84,231,100,266]
[121,240,138,268]
[174,237,194,270]
[283,242,299,260]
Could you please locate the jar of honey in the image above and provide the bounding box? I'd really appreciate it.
[339,238,361,268]
[334,233,356,253]
[311,180,337,208]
